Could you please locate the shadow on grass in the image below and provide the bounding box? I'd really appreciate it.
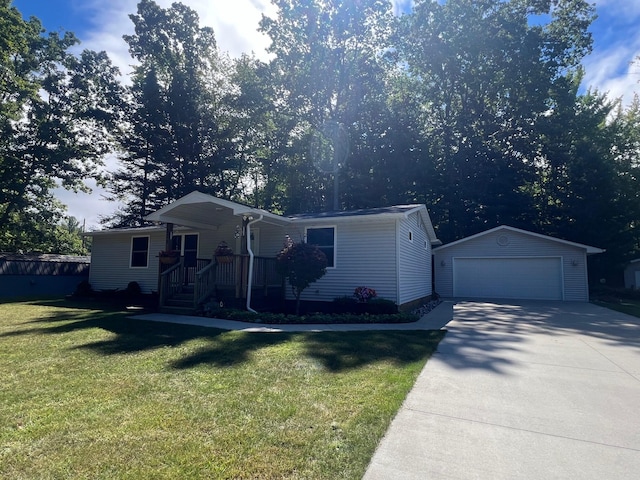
[1,299,446,373]
[169,330,446,371]
[301,330,446,372]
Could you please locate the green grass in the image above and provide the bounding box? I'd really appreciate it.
[0,299,445,479]
[594,298,640,318]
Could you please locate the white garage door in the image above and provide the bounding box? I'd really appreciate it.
[453,257,563,300]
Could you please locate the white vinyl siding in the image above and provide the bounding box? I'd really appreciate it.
[291,218,398,303]
[257,223,289,257]
[434,229,590,301]
[398,213,432,305]
[90,232,165,293]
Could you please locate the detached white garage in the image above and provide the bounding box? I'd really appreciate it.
[433,226,604,302]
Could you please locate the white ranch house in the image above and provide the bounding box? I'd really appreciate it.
[87,191,441,312]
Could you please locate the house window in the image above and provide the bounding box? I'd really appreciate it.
[306,227,336,268]
[131,236,149,268]
[171,234,198,267]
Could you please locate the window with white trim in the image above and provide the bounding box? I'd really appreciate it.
[131,236,149,268]
[306,226,336,268]
[171,234,199,267]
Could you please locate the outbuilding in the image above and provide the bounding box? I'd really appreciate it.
[433,225,604,302]
[623,259,640,290]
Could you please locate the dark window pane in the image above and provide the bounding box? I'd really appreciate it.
[132,237,148,250]
[307,227,335,267]
[184,234,198,250]
[131,237,149,267]
[307,227,334,246]
[319,247,334,267]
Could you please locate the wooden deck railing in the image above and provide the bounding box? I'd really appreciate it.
[159,259,184,307]
[194,260,216,306]
[160,255,281,309]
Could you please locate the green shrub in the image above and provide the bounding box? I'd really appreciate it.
[366,298,398,314]
[332,296,358,313]
[276,240,327,314]
[125,281,142,296]
[74,280,94,297]
[199,301,417,325]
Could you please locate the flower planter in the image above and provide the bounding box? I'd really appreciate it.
[216,255,234,264]
[159,256,179,265]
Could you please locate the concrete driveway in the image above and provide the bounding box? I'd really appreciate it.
[364,301,640,479]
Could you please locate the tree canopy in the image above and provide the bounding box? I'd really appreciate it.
[0,0,122,253]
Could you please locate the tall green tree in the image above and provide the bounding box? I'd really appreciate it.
[0,0,123,252]
[396,0,596,240]
[259,0,397,213]
[534,88,640,282]
[107,0,239,226]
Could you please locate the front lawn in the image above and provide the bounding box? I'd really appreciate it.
[593,298,640,318]
[0,299,444,479]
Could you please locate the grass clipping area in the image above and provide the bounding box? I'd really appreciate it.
[0,300,445,479]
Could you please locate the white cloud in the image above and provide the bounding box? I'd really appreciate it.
[582,45,640,105]
[77,0,273,77]
[582,1,640,106]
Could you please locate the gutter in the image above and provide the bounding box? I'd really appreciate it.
[245,214,263,313]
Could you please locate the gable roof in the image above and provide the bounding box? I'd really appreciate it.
[87,191,441,245]
[288,204,441,246]
[433,225,605,254]
[288,205,422,219]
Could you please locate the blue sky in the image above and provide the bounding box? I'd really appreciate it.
[10,0,640,227]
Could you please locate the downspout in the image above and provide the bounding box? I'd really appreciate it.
[395,218,401,306]
[246,214,263,313]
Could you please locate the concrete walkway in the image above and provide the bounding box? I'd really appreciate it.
[131,302,453,332]
[363,301,640,479]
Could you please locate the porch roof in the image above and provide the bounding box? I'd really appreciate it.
[144,191,291,229]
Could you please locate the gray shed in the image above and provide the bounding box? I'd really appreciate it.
[0,253,90,298]
[433,226,604,302]
[624,259,640,289]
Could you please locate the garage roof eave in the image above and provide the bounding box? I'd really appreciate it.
[433,225,604,254]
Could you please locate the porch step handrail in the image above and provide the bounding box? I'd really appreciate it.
[159,259,183,306]
[194,260,216,307]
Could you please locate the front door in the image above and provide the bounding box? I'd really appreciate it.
[171,234,199,284]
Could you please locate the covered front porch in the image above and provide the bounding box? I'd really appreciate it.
[145,192,292,313]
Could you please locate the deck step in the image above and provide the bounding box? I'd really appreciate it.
[170,293,194,301]
[166,298,194,308]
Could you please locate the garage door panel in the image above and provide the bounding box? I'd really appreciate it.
[454,257,563,300]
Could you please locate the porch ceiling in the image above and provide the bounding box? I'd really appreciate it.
[152,202,236,230]
[144,191,291,229]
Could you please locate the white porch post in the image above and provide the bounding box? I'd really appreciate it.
[245,215,263,313]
